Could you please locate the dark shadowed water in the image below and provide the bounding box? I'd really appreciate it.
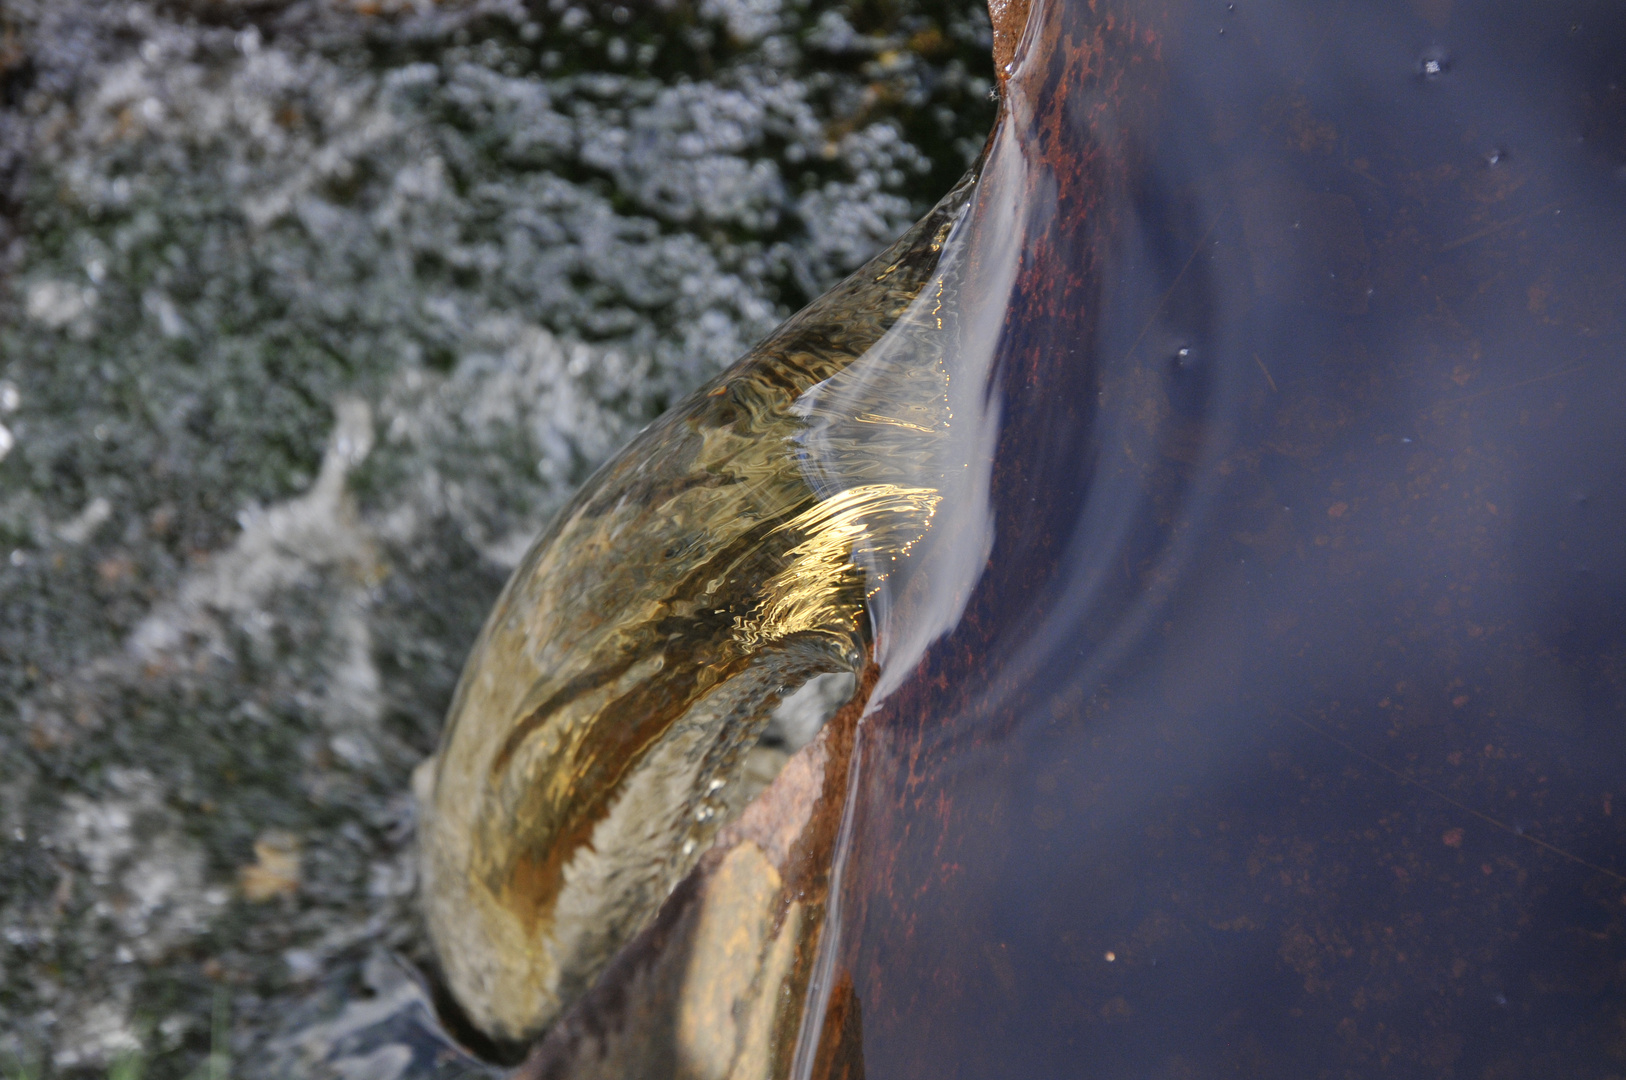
[810,0,1626,1075]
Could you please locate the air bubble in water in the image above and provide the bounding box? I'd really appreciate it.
[1418,47,1450,80]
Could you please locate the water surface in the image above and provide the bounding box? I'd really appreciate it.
[812,1,1626,1075]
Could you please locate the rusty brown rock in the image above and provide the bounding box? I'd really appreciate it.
[987,0,1033,78]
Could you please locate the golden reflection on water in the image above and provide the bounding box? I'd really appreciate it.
[416,171,979,1044]
[732,483,942,651]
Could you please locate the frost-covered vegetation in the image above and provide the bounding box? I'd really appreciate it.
[0,0,992,1075]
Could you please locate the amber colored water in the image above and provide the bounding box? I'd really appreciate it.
[809,0,1626,1076]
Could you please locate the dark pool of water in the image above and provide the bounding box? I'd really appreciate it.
[818,0,1626,1075]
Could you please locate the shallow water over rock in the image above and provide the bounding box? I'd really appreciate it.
[816,0,1626,1076]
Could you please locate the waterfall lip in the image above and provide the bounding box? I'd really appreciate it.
[788,97,1029,714]
[416,168,991,1045]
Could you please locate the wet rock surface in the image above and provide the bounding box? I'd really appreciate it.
[0,1,993,1075]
